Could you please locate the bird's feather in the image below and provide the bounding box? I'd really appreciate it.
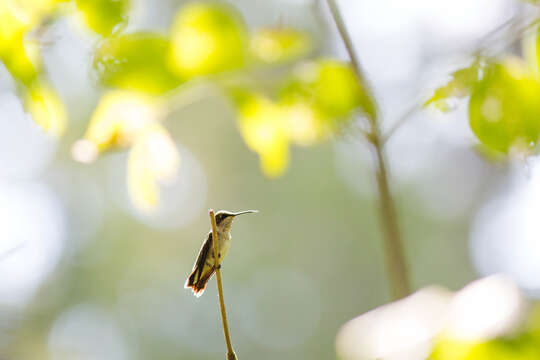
[185,232,215,296]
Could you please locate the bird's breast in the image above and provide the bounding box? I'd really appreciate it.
[217,231,232,259]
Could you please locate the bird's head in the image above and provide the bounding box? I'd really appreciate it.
[215,210,258,232]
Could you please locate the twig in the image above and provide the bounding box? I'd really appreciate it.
[158,58,313,122]
[381,102,420,144]
[209,210,238,360]
[476,14,540,57]
[156,80,218,120]
[326,0,411,300]
[0,241,27,262]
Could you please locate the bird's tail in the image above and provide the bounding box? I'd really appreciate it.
[184,267,215,297]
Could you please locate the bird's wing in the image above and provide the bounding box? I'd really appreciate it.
[194,232,213,281]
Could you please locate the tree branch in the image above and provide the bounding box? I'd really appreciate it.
[326,0,411,300]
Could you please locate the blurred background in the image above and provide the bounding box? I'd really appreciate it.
[2,0,540,359]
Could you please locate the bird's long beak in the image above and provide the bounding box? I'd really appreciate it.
[231,210,258,217]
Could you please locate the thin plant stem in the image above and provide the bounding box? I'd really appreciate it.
[382,102,420,144]
[326,0,411,300]
[209,210,238,360]
[0,241,27,262]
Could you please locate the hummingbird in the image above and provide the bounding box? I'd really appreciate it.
[185,210,258,297]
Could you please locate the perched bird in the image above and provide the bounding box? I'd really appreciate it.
[185,210,257,297]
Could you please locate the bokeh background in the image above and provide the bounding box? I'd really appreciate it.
[1,0,540,359]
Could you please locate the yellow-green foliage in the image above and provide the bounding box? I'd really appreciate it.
[93,33,183,94]
[469,58,540,154]
[168,2,248,78]
[75,0,129,35]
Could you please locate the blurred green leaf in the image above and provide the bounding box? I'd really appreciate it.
[280,101,327,146]
[0,34,40,86]
[78,91,158,153]
[1,0,68,30]
[0,2,69,137]
[0,3,44,86]
[168,2,247,78]
[280,59,373,139]
[232,90,290,177]
[76,0,129,36]
[250,27,312,64]
[468,58,540,154]
[24,81,67,136]
[74,90,180,211]
[425,59,482,111]
[93,32,183,94]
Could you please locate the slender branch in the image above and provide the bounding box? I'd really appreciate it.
[326,0,411,300]
[158,60,312,121]
[369,137,411,299]
[157,80,218,120]
[0,241,27,262]
[382,102,420,144]
[209,210,238,360]
[476,14,540,57]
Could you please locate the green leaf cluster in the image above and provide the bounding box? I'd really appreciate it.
[1,0,375,210]
[230,59,373,176]
[0,0,67,135]
[167,2,248,78]
[93,2,313,94]
[88,3,371,181]
[427,52,540,155]
[93,33,182,94]
[469,59,540,154]
[281,59,374,125]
